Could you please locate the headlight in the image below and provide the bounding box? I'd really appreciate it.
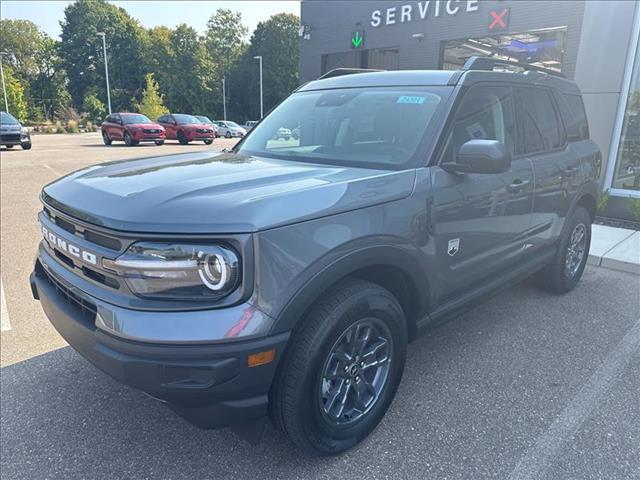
[21,127,29,136]
[103,242,240,301]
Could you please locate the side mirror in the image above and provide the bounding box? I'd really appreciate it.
[444,139,512,174]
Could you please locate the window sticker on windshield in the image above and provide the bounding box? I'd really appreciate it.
[466,122,487,139]
[397,95,426,104]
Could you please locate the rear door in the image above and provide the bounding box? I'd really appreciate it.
[431,84,534,296]
[515,87,578,245]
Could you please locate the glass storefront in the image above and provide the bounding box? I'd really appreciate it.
[441,27,567,73]
[611,40,640,192]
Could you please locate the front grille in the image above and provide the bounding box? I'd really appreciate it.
[44,208,122,251]
[197,129,212,134]
[1,133,21,141]
[143,128,161,134]
[38,262,97,322]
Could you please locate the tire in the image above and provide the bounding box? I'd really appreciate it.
[102,131,112,145]
[204,139,213,145]
[537,206,592,294]
[225,131,231,138]
[21,142,32,150]
[124,131,134,146]
[155,140,164,146]
[270,279,407,455]
[178,131,189,145]
[5,144,14,149]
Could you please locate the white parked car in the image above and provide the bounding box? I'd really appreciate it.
[275,127,293,140]
[243,121,258,132]
[215,120,246,138]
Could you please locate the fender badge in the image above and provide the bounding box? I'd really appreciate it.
[448,238,460,257]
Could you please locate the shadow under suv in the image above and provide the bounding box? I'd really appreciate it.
[31,57,600,455]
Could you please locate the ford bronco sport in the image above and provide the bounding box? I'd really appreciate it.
[31,57,600,455]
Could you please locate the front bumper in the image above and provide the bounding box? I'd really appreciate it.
[30,257,290,429]
[1,133,28,145]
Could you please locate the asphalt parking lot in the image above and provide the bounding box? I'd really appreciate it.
[1,134,639,479]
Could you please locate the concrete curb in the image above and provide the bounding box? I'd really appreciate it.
[588,225,640,275]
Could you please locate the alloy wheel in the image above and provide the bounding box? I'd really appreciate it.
[565,223,587,278]
[318,318,393,426]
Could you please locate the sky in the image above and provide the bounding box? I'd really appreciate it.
[0,1,300,38]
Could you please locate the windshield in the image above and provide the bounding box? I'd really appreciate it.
[174,114,200,125]
[122,114,152,124]
[1,112,19,125]
[196,116,212,124]
[238,87,448,168]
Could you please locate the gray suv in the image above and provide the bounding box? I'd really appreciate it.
[1,111,31,150]
[30,57,600,455]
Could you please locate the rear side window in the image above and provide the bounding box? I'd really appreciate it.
[560,94,589,141]
[517,88,563,155]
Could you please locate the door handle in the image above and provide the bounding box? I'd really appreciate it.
[562,166,578,176]
[507,179,530,193]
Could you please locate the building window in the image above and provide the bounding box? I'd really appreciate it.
[321,48,399,74]
[611,40,640,191]
[441,27,567,73]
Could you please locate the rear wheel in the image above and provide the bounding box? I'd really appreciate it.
[102,130,112,145]
[178,131,189,145]
[270,279,407,455]
[537,206,591,293]
[5,145,14,149]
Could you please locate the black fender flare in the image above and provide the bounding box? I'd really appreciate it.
[270,244,432,335]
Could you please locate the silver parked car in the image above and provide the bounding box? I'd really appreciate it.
[243,121,258,132]
[1,111,31,150]
[215,120,246,138]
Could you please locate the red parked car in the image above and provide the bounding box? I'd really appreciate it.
[157,114,215,145]
[101,113,165,146]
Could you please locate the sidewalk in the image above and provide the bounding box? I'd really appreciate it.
[589,224,640,274]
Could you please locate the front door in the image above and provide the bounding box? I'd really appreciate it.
[431,84,534,298]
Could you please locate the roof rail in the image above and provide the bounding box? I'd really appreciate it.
[318,68,385,80]
[461,56,565,78]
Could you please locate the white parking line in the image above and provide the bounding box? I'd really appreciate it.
[43,164,63,176]
[1,279,11,332]
[508,318,640,480]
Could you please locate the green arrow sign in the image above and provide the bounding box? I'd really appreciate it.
[351,30,364,49]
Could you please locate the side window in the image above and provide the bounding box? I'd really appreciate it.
[517,88,563,155]
[158,115,166,123]
[442,85,515,164]
[113,114,121,124]
[561,94,589,141]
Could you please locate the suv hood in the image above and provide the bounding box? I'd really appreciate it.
[42,152,415,234]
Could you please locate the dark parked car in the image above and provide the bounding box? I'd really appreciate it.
[157,114,215,145]
[101,113,165,146]
[195,115,220,137]
[31,57,600,455]
[1,111,31,150]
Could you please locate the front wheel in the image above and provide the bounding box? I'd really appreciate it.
[204,139,213,145]
[270,279,407,455]
[537,206,591,293]
[155,140,164,146]
[124,131,135,146]
[177,131,189,145]
[225,131,231,138]
[21,142,32,150]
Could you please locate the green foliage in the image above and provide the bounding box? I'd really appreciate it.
[82,93,106,122]
[135,73,168,120]
[66,119,79,133]
[59,0,146,111]
[231,13,300,122]
[597,189,610,213]
[205,9,248,76]
[2,66,28,121]
[629,197,640,223]
[0,19,47,79]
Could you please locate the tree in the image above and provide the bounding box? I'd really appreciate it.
[82,93,106,122]
[135,73,168,120]
[59,0,146,111]
[231,13,299,121]
[0,19,46,79]
[205,9,248,77]
[2,67,28,121]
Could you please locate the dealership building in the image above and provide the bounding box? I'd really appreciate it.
[300,0,640,219]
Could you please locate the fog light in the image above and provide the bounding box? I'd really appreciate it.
[247,349,276,367]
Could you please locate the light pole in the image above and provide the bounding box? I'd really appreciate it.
[96,32,112,114]
[222,76,227,121]
[253,55,264,118]
[0,52,9,113]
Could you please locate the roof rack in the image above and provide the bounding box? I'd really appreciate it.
[318,68,386,80]
[461,56,565,78]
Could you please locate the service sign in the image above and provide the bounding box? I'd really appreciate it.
[371,0,481,27]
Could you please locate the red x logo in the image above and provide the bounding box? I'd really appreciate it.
[489,8,509,30]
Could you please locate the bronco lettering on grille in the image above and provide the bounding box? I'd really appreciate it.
[41,225,98,265]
